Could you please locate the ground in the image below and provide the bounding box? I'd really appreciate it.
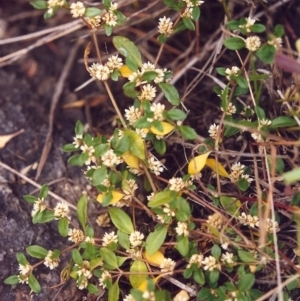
[1,0,300,301]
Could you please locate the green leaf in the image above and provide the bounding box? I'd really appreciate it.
[192,6,200,21]
[167,108,186,120]
[174,197,191,221]
[16,252,28,265]
[157,34,168,44]
[183,17,195,31]
[58,218,69,237]
[129,260,148,288]
[148,190,174,208]
[72,249,83,265]
[109,207,134,234]
[141,71,158,82]
[175,236,189,256]
[216,67,227,76]
[193,269,205,285]
[100,248,118,269]
[117,230,130,250]
[23,195,37,203]
[26,245,48,259]
[145,225,168,256]
[94,144,109,157]
[179,125,197,140]
[28,273,41,293]
[236,76,248,89]
[274,24,284,37]
[256,44,276,64]
[251,24,266,33]
[108,281,120,301]
[68,153,89,166]
[209,269,219,283]
[154,139,166,155]
[91,166,107,186]
[44,7,57,19]
[124,129,145,160]
[163,0,180,10]
[220,196,241,215]
[283,167,300,184]
[84,7,101,17]
[30,0,47,9]
[105,25,113,37]
[62,143,78,152]
[238,250,255,263]
[39,184,48,199]
[211,244,221,260]
[133,116,151,129]
[159,83,180,105]
[77,195,87,231]
[197,288,212,300]
[270,116,297,128]
[238,274,255,292]
[103,0,111,10]
[33,210,55,224]
[4,275,20,285]
[123,82,139,98]
[223,37,245,50]
[267,157,285,175]
[255,105,266,120]
[113,36,142,70]
[87,283,99,294]
[75,120,84,136]
[226,20,240,30]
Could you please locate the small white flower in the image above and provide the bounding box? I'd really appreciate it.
[175,221,189,237]
[268,37,282,49]
[160,258,176,273]
[102,11,117,27]
[54,202,69,219]
[123,179,138,197]
[47,0,65,9]
[68,228,85,243]
[154,68,167,84]
[141,62,155,72]
[260,118,272,126]
[173,290,190,301]
[221,102,237,115]
[163,204,175,217]
[239,17,256,33]
[76,261,93,279]
[241,173,253,184]
[169,177,185,192]
[73,134,83,148]
[225,66,240,80]
[106,55,123,72]
[101,149,119,167]
[207,213,223,230]
[202,256,221,271]
[86,15,102,30]
[125,106,142,125]
[70,1,86,18]
[126,248,142,258]
[135,128,148,139]
[158,16,173,36]
[251,131,263,142]
[143,291,156,301]
[85,236,95,244]
[109,2,118,11]
[238,212,259,228]
[124,294,137,301]
[221,242,229,250]
[265,218,279,233]
[183,0,204,7]
[208,123,219,139]
[18,264,32,275]
[187,254,203,268]
[181,7,193,18]
[245,36,261,52]
[102,231,118,247]
[221,252,234,265]
[88,63,110,81]
[18,274,29,284]
[44,250,60,270]
[229,162,245,183]
[148,154,164,175]
[31,198,46,217]
[129,231,144,247]
[99,270,112,288]
[138,84,157,101]
[77,276,88,290]
[150,103,165,121]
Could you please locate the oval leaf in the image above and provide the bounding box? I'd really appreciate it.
[122,150,140,169]
[130,260,148,288]
[145,225,168,256]
[77,195,87,231]
[28,273,41,293]
[143,250,165,267]
[150,122,175,136]
[97,190,125,205]
[159,83,180,105]
[108,281,120,301]
[205,158,229,178]
[223,37,245,50]
[26,245,48,259]
[124,129,145,160]
[108,207,134,234]
[188,152,211,175]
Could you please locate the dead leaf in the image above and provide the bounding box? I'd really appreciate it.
[0,129,24,149]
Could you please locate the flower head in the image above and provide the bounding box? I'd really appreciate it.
[99,270,112,288]
[31,198,46,217]
[202,256,221,271]
[239,17,256,33]
[207,213,223,230]
[158,16,173,36]
[148,154,164,175]
[101,149,121,167]
[102,11,117,26]
[160,258,176,273]
[187,254,203,268]
[102,231,118,247]
[88,63,110,81]
[208,123,219,140]
[19,263,32,275]
[125,106,142,125]
[169,177,185,192]
[44,250,60,270]
[54,202,69,219]
[106,55,123,72]
[138,84,157,101]
[129,231,144,247]
[149,103,165,121]
[245,36,261,52]
[225,66,240,80]
[70,1,86,18]
[68,228,85,243]
[175,221,189,237]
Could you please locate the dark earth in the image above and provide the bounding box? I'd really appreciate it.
[1,0,300,300]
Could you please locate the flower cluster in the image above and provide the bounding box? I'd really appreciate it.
[202,256,221,271]
[148,153,164,175]
[175,221,189,237]
[70,1,86,18]
[239,17,256,33]
[160,258,176,273]
[31,198,46,217]
[75,260,93,289]
[54,202,69,219]
[239,212,279,232]
[129,231,144,247]
[181,0,204,18]
[208,123,219,140]
[207,212,224,230]
[225,66,240,80]
[102,231,118,247]
[44,250,60,270]
[229,162,252,184]
[99,270,112,288]
[245,35,261,52]
[158,16,173,36]
[68,228,85,243]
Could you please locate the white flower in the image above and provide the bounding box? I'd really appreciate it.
[202,256,221,271]
[238,212,259,228]
[85,236,95,244]
[225,66,240,80]
[73,134,83,148]
[135,128,148,139]
[68,228,85,243]
[229,162,245,183]
[175,222,189,237]
[207,213,223,230]
[260,118,272,126]
[44,250,60,270]
[183,0,204,7]
[150,102,165,121]
[109,2,118,11]
[76,260,93,279]
[241,173,253,184]
[54,202,69,219]
[101,149,119,167]
[70,1,86,18]
[160,258,176,273]
[265,218,279,233]
[77,276,88,290]
[124,294,136,301]
[181,7,193,18]
[221,252,234,264]
[129,231,144,247]
[158,16,173,36]
[86,15,102,30]
[141,62,155,72]
[251,131,263,142]
[106,55,123,72]
[18,274,29,284]
[143,291,156,301]
[47,0,65,9]
[80,143,95,166]
[99,270,112,288]
[125,106,142,125]
[208,123,219,139]
[88,63,110,81]
[102,11,117,27]
[239,17,256,32]
[221,242,229,250]
[154,68,167,84]
[163,204,175,217]
[138,84,157,101]
[126,248,142,258]
[268,37,282,49]
[221,102,237,115]
[187,254,203,268]
[148,154,164,175]
[173,290,190,301]
[102,231,118,247]
[123,179,138,197]
[245,36,261,52]
[169,177,185,192]
[18,264,32,275]
[31,198,46,217]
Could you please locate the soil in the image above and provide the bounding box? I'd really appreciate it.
[1,0,300,300]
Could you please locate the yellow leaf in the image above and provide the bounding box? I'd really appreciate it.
[143,250,165,267]
[174,290,190,301]
[120,65,133,78]
[130,260,148,288]
[150,122,175,136]
[138,276,161,292]
[0,129,24,149]
[188,152,211,175]
[205,158,229,178]
[97,190,124,205]
[122,150,140,169]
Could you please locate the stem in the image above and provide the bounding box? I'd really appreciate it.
[155,43,165,66]
[103,81,127,128]
[92,31,102,64]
